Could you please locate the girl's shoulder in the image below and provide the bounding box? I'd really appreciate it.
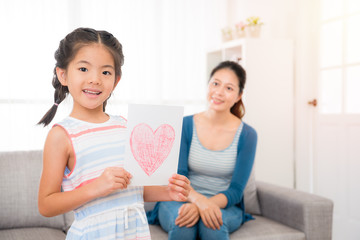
[109,114,127,126]
[45,123,72,156]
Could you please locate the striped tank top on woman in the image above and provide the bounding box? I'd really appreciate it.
[188,120,243,197]
[55,115,151,240]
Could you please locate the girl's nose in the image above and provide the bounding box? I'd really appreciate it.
[88,73,101,85]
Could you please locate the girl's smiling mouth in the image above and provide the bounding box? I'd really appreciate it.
[83,89,102,95]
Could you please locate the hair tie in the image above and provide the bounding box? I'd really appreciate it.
[54,103,59,106]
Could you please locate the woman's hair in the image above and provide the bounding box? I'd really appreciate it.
[209,61,246,119]
[38,27,124,126]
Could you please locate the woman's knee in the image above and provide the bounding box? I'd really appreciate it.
[168,225,197,240]
[158,201,181,231]
[198,220,229,240]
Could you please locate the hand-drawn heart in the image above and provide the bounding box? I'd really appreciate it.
[130,123,175,176]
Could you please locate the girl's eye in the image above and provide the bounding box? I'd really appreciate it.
[79,67,88,72]
[213,82,218,86]
[227,87,233,91]
[103,71,111,76]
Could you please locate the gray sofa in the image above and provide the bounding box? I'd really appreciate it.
[0,150,333,240]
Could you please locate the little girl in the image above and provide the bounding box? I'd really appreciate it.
[37,27,190,240]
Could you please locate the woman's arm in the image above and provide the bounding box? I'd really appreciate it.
[219,124,258,208]
[209,193,228,208]
[177,116,193,177]
[186,186,224,230]
[38,126,131,217]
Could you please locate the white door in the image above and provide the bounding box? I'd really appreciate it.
[315,115,360,239]
[313,1,360,238]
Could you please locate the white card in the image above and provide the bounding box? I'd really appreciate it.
[124,104,184,186]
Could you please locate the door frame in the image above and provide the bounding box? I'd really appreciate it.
[294,0,321,193]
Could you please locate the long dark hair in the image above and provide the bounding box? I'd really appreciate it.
[38,27,124,126]
[209,61,246,119]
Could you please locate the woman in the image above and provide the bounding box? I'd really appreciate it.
[147,61,257,240]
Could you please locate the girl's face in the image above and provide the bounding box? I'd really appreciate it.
[57,44,120,115]
[207,68,242,113]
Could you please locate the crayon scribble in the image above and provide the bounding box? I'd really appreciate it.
[130,123,175,176]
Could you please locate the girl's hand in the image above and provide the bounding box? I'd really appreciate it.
[195,196,223,230]
[175,203,200,227]
[92,167,132,197]
[167,174,191,202]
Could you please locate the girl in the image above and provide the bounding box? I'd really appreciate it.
[147,61,257,240]
[38,27,190,240]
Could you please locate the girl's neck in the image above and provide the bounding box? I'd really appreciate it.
[70,106,109,124]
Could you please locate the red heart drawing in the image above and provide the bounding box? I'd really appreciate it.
[130,123,175,176]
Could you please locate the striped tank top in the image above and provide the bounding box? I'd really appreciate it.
[55,115,151,240]
[188,120,243,197]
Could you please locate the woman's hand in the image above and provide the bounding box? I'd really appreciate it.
[195,196,223,230]
[175,203,200,227]
[167,174,191,202]
[92,167,132,197]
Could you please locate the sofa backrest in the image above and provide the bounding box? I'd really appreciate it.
[0,150,73,231]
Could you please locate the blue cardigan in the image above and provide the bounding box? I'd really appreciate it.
[147,115,258,224]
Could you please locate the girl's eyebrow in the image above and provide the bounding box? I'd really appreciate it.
[103,64,115,69]
[76,60,115,69]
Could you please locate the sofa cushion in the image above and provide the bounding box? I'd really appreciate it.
[230,215,305,240]
[0,227,67,240]
[244,169,261,215]
[0,151,67,231]
[148,215,306,240]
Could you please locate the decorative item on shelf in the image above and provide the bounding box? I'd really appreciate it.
[235,21,246,38]
[221,27,233,42]
[245,16,264,38]
[230,55,243,65]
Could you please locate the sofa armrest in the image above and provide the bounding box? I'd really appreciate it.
[256,181,333,240]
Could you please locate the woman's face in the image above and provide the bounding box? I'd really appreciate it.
[207,68,242,113]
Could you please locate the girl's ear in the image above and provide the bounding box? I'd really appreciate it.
[113,76,121,89]
[56,67,68,86]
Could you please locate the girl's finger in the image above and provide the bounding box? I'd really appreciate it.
[169,174,190,186]
[114,175,129,185]
[169,183,189,197]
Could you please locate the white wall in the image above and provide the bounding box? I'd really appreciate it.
[225,0,299,188]
[227,0,297,39]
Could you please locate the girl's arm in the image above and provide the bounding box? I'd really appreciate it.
[38,126,131,217]
[143,174,190,202]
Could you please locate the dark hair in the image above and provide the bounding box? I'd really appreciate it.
[209,61,246,119]
[38,27,124,126]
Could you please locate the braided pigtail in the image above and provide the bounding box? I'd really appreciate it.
[37,68,69,126]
